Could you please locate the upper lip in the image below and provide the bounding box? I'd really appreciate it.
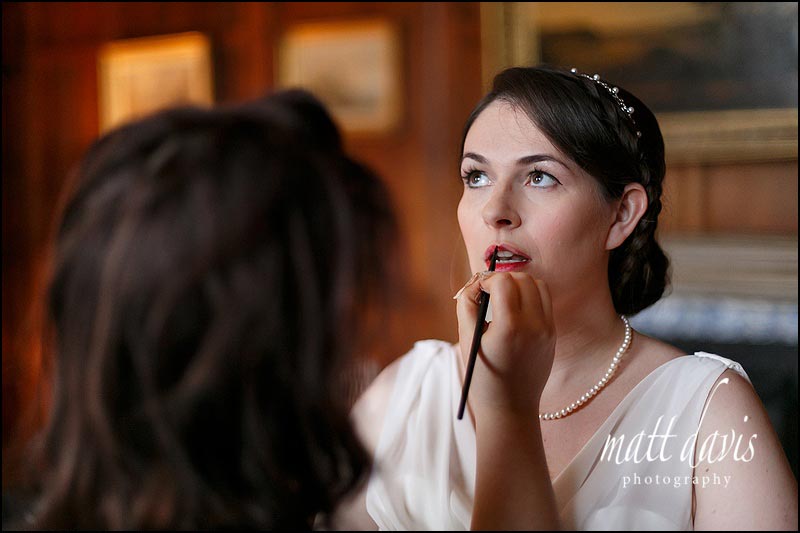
[484,243,532,262]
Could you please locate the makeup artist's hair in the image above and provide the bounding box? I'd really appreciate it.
[21,90,396,529]
[460,65,669,316]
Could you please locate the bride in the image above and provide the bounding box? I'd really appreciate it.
[333,66,797,530]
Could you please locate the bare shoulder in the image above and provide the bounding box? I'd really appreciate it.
[624,335,799,529]
[692,369,798,530]
[618,330,686,386]
[633,331,686,362]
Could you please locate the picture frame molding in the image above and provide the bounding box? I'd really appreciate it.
[276,17,403,136]
[97,31,214,133]
[480,2,798,164]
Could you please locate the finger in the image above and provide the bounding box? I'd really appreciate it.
[476,273,521,326]
[452,271,480,300]
[455,272,496,331]
[509,272,544,324]
[456,271,497,305]
[456,288,479,331]
[452,270,494,300]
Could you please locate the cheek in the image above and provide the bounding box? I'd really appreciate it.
[537,202,609,266]
[456,195,468,234]
[457,196,483,270]
[560,195,611,241]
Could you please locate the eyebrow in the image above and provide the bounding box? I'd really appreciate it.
[462,152,569,169]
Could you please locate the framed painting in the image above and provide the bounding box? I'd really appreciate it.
[481,2,798,163]
[98,32,214,133]
[277,18,402,135]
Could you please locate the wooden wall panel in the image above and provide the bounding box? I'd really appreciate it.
[270,2,483,353]
[705,162,798,234]
[662,160,798,234]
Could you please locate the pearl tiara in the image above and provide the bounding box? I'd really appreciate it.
[570,67,642,139]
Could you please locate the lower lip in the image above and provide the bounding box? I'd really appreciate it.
[488,260,531,272]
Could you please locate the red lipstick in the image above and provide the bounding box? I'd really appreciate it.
[483,244,531,272]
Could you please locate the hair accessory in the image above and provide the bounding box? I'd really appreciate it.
[539,315,632,421]
[570,68,642,139]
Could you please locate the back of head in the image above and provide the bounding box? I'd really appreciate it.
[461,65,669,315]
[28,90,395,529]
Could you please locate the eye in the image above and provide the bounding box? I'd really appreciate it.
[462,170,491,188]
[527,170,560,188]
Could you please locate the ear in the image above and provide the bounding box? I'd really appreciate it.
[606,183,648,250]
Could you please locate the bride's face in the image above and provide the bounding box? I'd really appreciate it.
[457,100,616,310]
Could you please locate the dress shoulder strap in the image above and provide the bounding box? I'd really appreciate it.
[691,351,751,384]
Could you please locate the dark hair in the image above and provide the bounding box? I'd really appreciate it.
[461,65,669,316]
[21,90,396,529]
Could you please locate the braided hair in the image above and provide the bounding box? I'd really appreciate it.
[460,65,669,316]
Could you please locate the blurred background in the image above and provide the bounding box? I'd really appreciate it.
[3,2,797,484]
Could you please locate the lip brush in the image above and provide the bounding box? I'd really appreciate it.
[457,246,499,420]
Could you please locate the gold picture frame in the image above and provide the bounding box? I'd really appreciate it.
[481,2,798,164]
[98,32,214,133]
[277,18,402,135]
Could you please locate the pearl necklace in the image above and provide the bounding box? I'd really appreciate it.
[539,315,632,421]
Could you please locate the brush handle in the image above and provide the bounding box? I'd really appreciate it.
[457,247,498,420]
[457,289,491,420]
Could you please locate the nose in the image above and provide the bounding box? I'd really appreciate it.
[482,186,521,229]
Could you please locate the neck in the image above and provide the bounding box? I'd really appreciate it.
[545,295,626,393]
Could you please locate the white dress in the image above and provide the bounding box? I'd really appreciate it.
[365,340,751,530]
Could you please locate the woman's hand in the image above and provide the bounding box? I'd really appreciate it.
[456,272,561,530]
[455,271,556,420]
